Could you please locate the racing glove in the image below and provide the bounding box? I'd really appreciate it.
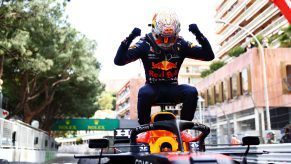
[189,24,202,36]
[122,27,141,46]
[189,24,207,44]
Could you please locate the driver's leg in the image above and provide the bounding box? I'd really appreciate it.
[137,84,158,125]
[167,84,198,121]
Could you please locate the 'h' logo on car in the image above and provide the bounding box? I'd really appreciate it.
[115,129,132,138]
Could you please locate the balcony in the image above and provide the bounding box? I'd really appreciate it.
[222,0,250,24]
[217,4,279,58]
[217,0,269,44]
[215,0,237,20]
[116,87,130,103]
[257,16,288,37]
[116,103,130,116]
[216,0,251,33]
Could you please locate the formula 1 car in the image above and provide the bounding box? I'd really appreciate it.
[75,111,260,164]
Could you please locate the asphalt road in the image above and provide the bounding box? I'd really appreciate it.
[46,153,100,164]
[46,153,79,164]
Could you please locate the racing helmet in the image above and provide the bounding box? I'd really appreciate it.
[151,10,181,50]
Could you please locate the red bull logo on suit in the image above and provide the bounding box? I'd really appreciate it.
[151,61,177,71]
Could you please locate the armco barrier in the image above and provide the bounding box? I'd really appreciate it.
[207,143,291,163]
[0,118,57,162]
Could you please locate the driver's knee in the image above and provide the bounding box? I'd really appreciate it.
[138,85,156,100]
[182,85,198,100]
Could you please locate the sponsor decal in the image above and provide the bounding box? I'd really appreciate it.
[151,61,177,71]
[148,70,178,79]
[136,124,154,132]
[189,142,200,151]
[114,128,132,138]
[189,43,196,48]
[129,45,137,49]
[139,144,149,152]
[135,159,153,164]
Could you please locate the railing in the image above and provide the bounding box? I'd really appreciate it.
[116,103,130,115]
[221,0,250,26]
[215,0,237,20]
[217,4,279,57]
[116,87,130,103]
[217,0,269,45]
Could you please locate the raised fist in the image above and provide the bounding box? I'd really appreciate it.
[188,24,202,36]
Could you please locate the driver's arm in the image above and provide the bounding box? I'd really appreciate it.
[114,28,149,65]
[180,24,215,61]
[114,37,148,65]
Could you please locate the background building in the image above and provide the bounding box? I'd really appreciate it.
[215,0,289,61]
[115,78,145,120]
[196,48,291,144]
[203,0,291,144]
[178,59,210,85]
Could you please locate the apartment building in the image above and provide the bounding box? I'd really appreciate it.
[215,0,289,61]
[178,59,210,85]
[193,0,291,144]
[196,48,291,144]
[115,78,145,120]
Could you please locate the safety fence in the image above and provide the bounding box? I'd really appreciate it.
[0,118,57,162]
[207,143,291,163]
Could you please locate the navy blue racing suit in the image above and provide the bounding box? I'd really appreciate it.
[114,33,214,125]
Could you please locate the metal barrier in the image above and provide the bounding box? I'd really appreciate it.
[0,118,57,162]
[207,143,291,163]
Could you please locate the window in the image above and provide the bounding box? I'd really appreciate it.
[186,67,189,73]
[215,82,222,103]
[285,65,291,91]
[241,67,251,94]
[34,137,38,145]
[208,86,215,105]
[203,90,208,107]
[281,63,291,93]
[45,140,48,147]
[231,74,238,98]
[287,65,291,88]
[222,78,230,101]
[238,119,255,131]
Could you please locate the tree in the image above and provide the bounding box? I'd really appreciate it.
[227,46,245,57]
[209,61,225,72]
[278,25,291,48]
[200,61,225,78]
[200,69,212,78]
[38,74,105,131]
[97,91,115,110]
[1,0,104,125]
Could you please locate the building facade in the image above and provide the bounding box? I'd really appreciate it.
[178,59,210,85]
[195,49,291,144]
[215,0,289,61]
[115,78,145,120]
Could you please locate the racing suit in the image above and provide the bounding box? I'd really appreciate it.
[114,32,214,125]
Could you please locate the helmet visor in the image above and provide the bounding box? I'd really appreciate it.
[155,34,177,44]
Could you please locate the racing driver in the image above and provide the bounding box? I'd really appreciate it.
[114,10,214,127]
